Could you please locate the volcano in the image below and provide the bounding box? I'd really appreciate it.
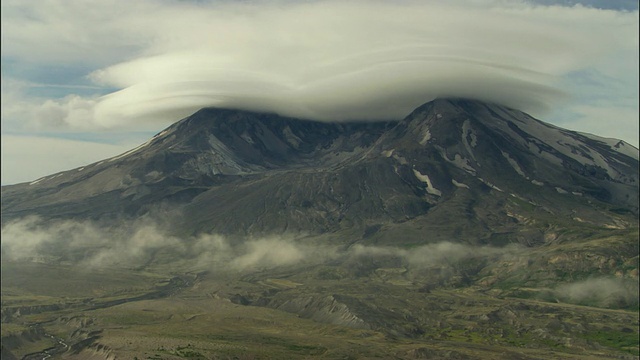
[2,98,637,243]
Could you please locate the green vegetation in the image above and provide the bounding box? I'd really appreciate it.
[582,329,640,356]
[0,323,28,337]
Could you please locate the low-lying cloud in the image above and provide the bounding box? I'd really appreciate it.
[554,277,639,308]
[0,216,184,267]
[350,242,516,268]
[4,216,638,309]
[0,216,514,273]
[0,216,325,271]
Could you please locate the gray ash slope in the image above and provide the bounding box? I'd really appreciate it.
[2,98,638,244]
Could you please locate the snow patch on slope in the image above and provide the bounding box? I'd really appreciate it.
[478,177,502,192]
[510,193,537,205]
[462,120,478,147]
[487,104,637,184]
[436,146,477,175]
[381,149,394,158]
[413,169,442,196]
[452,179,469,189]
[154,129,170,139]
[393,154,408,165]
[108,139,153,162]
[579,133,639,160]
[29,177,45,185]
[382,149,408,165]
[501,151,526,178]
[461,120,478,161]
[419,128,432,145]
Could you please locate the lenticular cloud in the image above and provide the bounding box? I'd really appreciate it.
[6,0,638,129]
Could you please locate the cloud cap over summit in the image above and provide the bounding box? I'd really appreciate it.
[1,0,638,184]
[2,0,637,129]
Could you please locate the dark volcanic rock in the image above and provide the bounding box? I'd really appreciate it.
[2,99,638,243]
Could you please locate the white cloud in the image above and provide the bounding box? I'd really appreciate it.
[0,0,153,66]
[1,215,519,273]
[3,1,637,123]
[554,277,639,307]
[34,95,99,129]
[82,1,638,126]
[233,238,306,270]
[0,77,104,132]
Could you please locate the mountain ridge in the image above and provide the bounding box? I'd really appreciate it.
[2,98,638,242]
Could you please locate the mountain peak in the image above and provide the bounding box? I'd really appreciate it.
[2,98,637,236]
[410,97,506,115]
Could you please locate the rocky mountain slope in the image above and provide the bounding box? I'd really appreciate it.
[2,98,638,244]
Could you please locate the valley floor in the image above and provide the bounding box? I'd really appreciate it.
[2,260,638,360]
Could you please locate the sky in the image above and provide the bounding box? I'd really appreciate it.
[1,0,638,185]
